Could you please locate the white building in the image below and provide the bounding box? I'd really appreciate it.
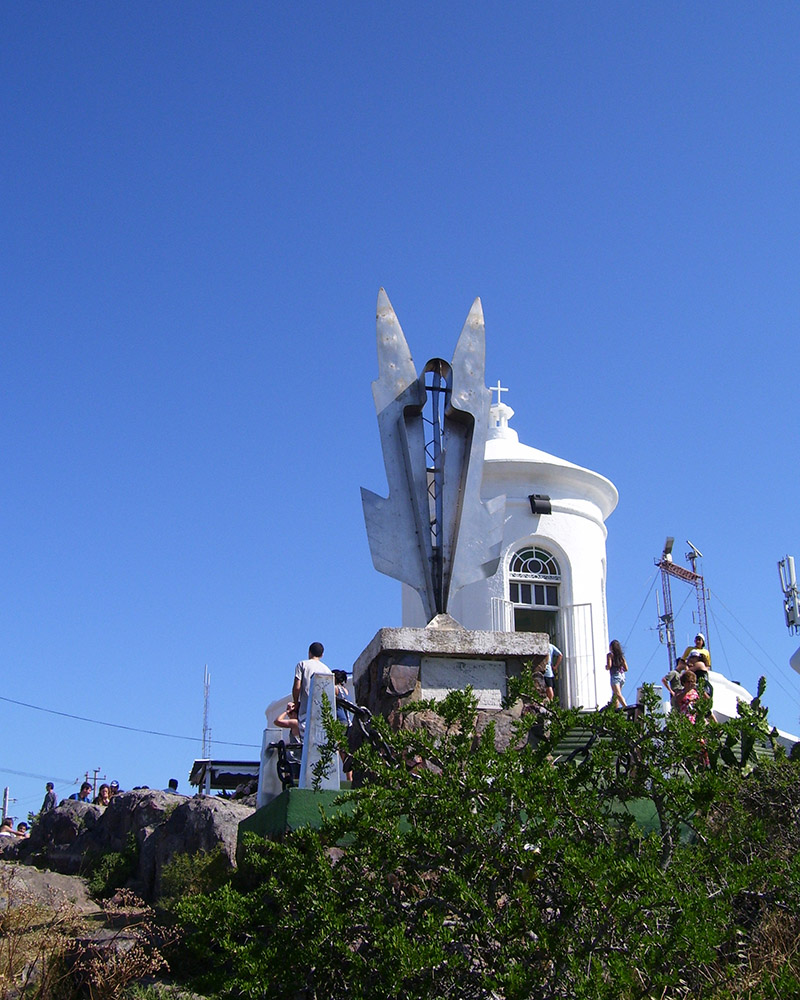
[403,393,618,711]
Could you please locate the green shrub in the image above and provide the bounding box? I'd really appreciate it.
[86,833,139,899]
[159,847,231,905]
[170,686,800,1000]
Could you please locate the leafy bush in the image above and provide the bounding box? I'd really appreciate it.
[159,847,232,905]
[172,683,800,1000]
[86,833,139,899]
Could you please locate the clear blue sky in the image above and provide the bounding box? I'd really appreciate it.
[2,3,799,817]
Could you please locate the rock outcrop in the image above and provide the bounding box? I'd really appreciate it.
[7,790,254,901]
[0,859,101,916]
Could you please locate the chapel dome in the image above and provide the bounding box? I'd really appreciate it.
[484,400,618,521]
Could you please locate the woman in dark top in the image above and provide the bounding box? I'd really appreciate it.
[606,638,628,709]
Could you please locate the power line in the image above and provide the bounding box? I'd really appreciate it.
[621,571,659,648]
[707,592,800,707]
[707,589,787,671]
[0,767,78,785]
[0,694,260,749]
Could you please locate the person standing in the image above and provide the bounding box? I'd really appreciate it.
[333,670,353,782]
[544,642,563,702]
[291,642,332,737]
[606,639,628,709]
[675,670,700,722]
[39,781,57,815]
[333,670,352,726]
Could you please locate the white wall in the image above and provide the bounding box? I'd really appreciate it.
[402,448,616,710]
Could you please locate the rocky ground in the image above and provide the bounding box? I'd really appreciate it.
[0,789,254,902]
[0,790,255,999]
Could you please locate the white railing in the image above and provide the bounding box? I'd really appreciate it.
[491,597,514,631]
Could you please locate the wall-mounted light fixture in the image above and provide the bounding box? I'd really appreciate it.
[528,494,552,515]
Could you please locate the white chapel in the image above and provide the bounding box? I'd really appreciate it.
[402,388,619,711]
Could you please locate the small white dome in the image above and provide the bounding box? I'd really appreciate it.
[484,402,618,520]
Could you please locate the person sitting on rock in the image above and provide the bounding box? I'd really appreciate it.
[0,818,15,838]
[68,782,92,803]
[94,784,111,806]
[15,822,29,838]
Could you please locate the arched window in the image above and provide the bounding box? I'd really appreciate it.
[509,547,561,609]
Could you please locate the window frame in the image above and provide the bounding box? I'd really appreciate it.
[508,547,561,609]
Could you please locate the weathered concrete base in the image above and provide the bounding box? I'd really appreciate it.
[352,614,548,746]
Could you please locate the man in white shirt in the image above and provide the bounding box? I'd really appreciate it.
[291,642,332,737]
[544,642,563,702]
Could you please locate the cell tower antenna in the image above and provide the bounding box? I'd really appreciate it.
[778,557,800,634]
[685,540,703,573]
[201,665,211,759]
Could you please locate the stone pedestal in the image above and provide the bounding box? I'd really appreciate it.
[352,614,549,749]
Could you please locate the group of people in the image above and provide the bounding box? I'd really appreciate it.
[271,642,353,779]
[44,778,123,809]
[276,635,713,763]
[599,632,712,718]
[0,775,183,842]
[272,643,351,742]
[37,775,182,817]
[661,633,713,722]
[0,818,29,839]
[544,636,633,710]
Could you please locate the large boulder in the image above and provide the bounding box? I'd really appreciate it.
[17,791,172,875]
[93,789,177,853]
[14,791,254,900]
[149,796,254,899]
[0,859,101,916]
[33,800,104,845]
[14,800,105,874]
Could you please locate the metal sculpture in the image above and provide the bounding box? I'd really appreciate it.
[361,289,506,623]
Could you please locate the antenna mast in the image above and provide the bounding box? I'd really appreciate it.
[778,556,800,676]
[656,537,677,669]
[778,556,800,634]
[655,537,709,671]
[201,665,211,759]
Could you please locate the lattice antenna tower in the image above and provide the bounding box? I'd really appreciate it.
[654,537,709,671]
[201,665,212,759]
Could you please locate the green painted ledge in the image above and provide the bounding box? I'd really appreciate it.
[237,787,693,847]
[238,788,355,843]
